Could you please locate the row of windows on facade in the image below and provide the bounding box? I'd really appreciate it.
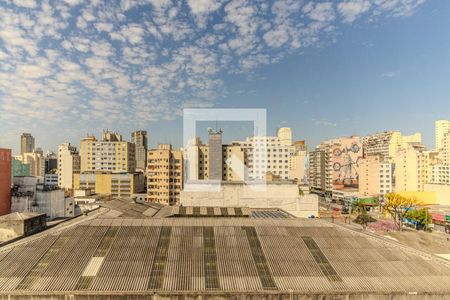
[148,178,181,182]
[148,191,180,196]
[148,185,181,189]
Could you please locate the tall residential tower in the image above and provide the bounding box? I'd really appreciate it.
[20,133,35,155]
[131,130,148,172]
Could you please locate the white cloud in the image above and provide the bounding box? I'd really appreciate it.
[338,0,371,23]
[380,70,400,78]
[62,0,82,7]
[16,64,51,78]
[12,0,37,8]
[188,0,223,27]
[313,119,338,127]
[304,2,336,22]
[95,22,114,32]
[0,0,428,137]
[263,29,289,48]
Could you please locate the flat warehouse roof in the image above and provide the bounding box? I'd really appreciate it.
[0,201,449,298]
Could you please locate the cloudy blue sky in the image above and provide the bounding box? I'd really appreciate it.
[1,0,449,154]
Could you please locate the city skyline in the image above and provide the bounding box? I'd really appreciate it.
[1,0,450,153]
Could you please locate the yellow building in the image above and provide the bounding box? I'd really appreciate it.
[79,131,136,173]
[147,144,183,205]
[424,184,450,206]
[277,127,292,146]
[394,144,427,192]
[74,172,144,198]
[222,144,245,181]
[396,191,437,205]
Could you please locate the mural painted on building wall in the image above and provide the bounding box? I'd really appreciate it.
[331,137,362,189]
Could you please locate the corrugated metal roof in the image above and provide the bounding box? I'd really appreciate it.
[0,214,449,296]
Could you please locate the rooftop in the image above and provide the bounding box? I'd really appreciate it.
[0,202,449,298]
[0,212,44,221]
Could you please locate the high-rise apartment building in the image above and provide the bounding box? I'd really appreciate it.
[58,143,80,190]
[359,155,394,197]
[0,148,12,216]
[438,131,450,165]
[309,136,362,194]
[185,138,245,182]
[277,127,293,146]
[44,151,58,174]
[235,136,290,180]
[147,144,183,205]
[79,131,136,173]
[290,141,308,184]
[394,144,427,192]
[20,133,35,156]
[363,131,421,162]
[222,143,245,181]
[207,129,223,180]
[15,149,45,177]
[435,120,450,150]
[131,130,148,171]
[309,149,326,192]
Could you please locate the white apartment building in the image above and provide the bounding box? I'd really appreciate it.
[277,127,293,147]
[438,131,450,165]
[58,143,80,190]
[428,165,450,185]
[435,120,450,150]
[235,136,291,180]
[363,131,421,162]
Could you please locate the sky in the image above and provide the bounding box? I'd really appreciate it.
[1,0,449,154]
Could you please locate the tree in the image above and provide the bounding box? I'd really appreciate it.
[352,199,376,230]
[405,208,431,230]
[384,193,419,231]
[354,214,376,230]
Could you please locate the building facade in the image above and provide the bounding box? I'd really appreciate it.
[435,119,450,151]
[147,144,183,205]
[44,151,58,174]
[359,155,394,197]
[79,131,136,173]
[0,149,12,216]
[20,133,35,156]
[74,172,144,198]
[277,127,293,146]
[58,143,80,190]
[309,136,362,195]
[438,131,450,165]
[131,130,148,171]
[394,144,427,192]
[207,129,223,180]
[11,158,30,183]
[10,177,73,220]
[290,141,308,184]
[15,149,45,177]
[309,149,326,193]
[363,131,421,162]
[235,136,290,180]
